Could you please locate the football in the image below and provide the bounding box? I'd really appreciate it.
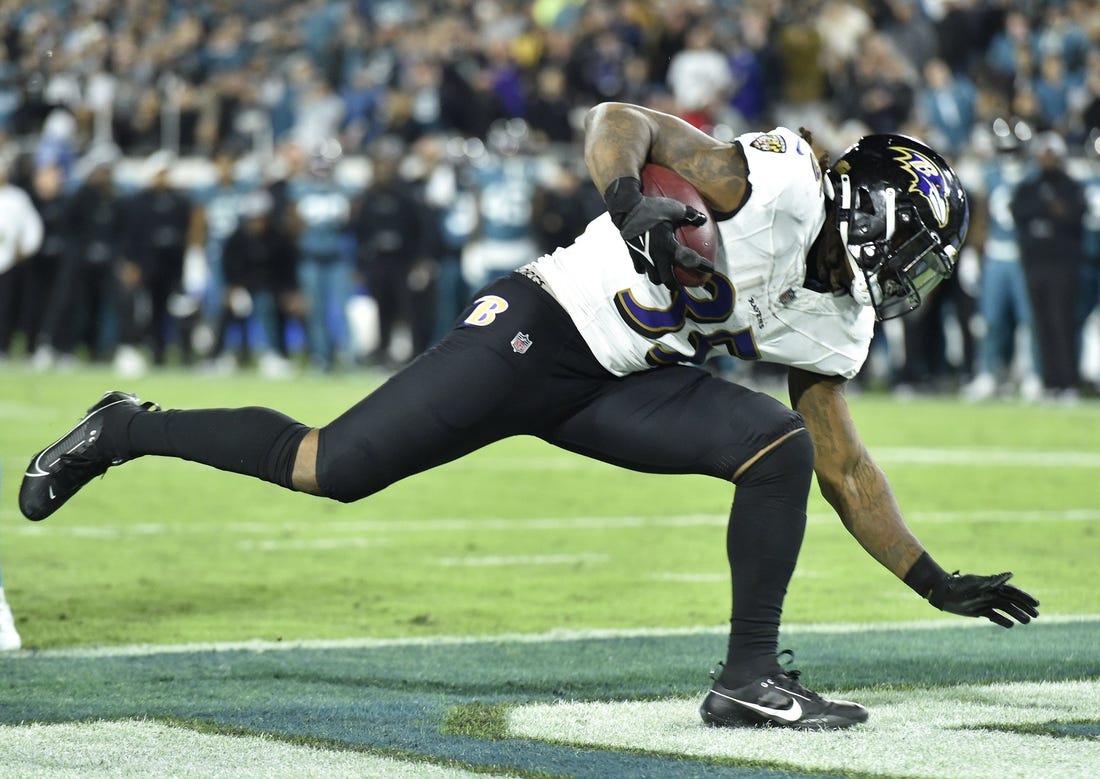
[640,163,718,287]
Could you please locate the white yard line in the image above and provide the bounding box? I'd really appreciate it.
[17,614,1099,660]
[435,553,609,566]
[9,507,1100,540]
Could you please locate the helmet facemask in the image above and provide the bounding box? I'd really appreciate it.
[834,172,958,320]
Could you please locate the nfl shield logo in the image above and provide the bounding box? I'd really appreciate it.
[510,331,533,354]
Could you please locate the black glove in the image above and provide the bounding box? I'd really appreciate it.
[929,571,1040,628]
[603,176,714,289]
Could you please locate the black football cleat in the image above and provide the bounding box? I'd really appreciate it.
[700,662,868,730]
[20,391,159,521]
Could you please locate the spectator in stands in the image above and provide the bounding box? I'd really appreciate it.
[261,142,306,362]
[288,141,356,372]
[1077,150,1100,395]
[1011,132,1088,400]
[774,4,830,132]
[918,58,976,157]
[190,148,252,343]
[291,68,346,151]
[353,137,436,366]
[0,153,43,362]
[25,161,71,369]
[966,130,1040,401]
[841,33,916,135]
[986,10,1037,88]
[879,0,937,73]
[725,10,774,128]
[526,66,576,146]
[63,152,126,363]
[1,0,1099,399]
[209,190,296,378]
[341,64,385,151]
[118,152,196,370]
[1035,3,1091,75]
[415,135,476,345]
[1033,53,1073,136]
[1079,50,1100,141]
[564,7,635,104]
[665,23,734,129]
[530,159,604,256]
[463,120,549,290]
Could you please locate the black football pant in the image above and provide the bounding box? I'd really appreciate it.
[315,273,805,498]
[125,272,812,681]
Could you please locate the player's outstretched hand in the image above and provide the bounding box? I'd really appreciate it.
[604,176,714,289]
[929,571,1039,628]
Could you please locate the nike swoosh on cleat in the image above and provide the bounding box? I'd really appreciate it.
[48,485,57,500]
[729,696,803,723]
[26,453,52,478]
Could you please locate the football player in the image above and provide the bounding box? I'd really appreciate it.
[20,102,1038,730]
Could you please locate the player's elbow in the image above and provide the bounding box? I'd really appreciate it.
[584,102,619,131]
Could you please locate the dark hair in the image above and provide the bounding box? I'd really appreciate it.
[798,127,831,170]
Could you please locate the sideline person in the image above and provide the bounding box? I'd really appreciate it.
[20,102,1038,730]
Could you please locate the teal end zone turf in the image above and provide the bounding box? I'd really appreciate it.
[1,620,1097,778]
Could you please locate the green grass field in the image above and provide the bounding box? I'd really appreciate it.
[1,365,1098,778]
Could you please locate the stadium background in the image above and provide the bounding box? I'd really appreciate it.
[1,2,1099,777]
[0,0,1098,390]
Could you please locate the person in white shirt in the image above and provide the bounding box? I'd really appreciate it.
[665,24,734,118]
[0,154,45,360]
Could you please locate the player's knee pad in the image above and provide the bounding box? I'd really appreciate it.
[734,427,815,490]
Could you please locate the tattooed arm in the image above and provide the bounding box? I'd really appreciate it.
[583,102,749,214]
[789,367,1041,626]
[787,367,926,579]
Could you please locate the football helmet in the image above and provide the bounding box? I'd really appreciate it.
[825,134,969,320]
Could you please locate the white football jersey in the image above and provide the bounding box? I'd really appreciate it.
[533,128,876,379]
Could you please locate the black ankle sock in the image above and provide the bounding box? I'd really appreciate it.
[719,432,813,688]
[125,407,310,489]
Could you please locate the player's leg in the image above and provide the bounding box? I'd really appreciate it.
[306,272,599,503]
[543,366,807,669]
[18,391,313,521]
[544,366,866,728]
[19,272,575,519]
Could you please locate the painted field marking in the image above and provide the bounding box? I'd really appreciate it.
[435,553,609,567]
[8,507,1100,540]
[507,680,1100,779]
[873,447,1100,467]
[236,537,385,552]
[0,719,511,779]
[18,615,1100,659]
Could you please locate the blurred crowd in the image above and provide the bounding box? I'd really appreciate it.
[0,0,1098,399]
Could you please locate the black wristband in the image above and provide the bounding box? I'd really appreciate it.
[603,176,642,226]
[903,551,949,599]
